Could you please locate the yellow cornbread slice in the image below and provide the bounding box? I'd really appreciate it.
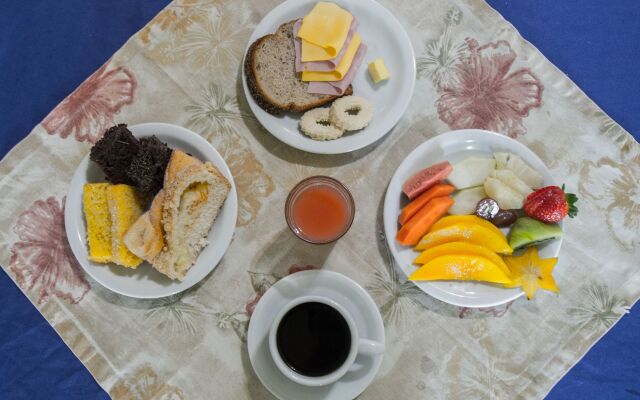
[107,184,145,268]
[298,2,353,61]
[301,33,362,82]
[83,183,113,263]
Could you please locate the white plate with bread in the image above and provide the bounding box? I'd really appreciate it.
[243,0,415,154]
[65,123,238,299]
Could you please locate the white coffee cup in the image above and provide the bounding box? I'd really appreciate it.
[268,295,385,387]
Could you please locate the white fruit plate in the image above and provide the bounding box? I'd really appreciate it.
[383,129,563,308]
[242,0,415,154]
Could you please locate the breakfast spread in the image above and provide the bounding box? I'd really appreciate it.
[245,2,376,141]
[82,124,230,280]
[396,151,578,299]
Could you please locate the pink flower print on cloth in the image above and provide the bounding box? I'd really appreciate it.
[437,39,543,138]
[9,196,90,304]
[42,62,136,143]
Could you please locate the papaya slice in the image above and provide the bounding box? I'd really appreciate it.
[397,196,453,246]
[398,183,455,226]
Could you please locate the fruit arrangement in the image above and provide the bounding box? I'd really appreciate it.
[396,151,578,300]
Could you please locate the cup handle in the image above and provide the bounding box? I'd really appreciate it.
[357,339,385,355]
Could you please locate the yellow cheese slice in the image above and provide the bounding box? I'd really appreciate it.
[301,39,335,62]
[298,2,353,61]
[301,33,362,82]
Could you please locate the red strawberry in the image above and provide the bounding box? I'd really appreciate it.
[523,184,578,223]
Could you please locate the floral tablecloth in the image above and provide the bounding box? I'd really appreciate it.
[0,0,638,398]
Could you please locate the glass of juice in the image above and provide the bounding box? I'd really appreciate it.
[285,176,355,244]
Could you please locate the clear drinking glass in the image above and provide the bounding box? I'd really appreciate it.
[285,176,355,244]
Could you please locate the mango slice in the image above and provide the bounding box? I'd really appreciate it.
[413,241,510,277]
[416,222,513,254]
[409,255,512,284]
[430,215,503,237]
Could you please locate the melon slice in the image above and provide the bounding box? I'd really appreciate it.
[449,186,487,215]
[447,157,496,189]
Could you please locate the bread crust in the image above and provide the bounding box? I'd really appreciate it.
[244,21,353,115]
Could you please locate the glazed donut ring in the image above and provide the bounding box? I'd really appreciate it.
[299,108,345,141]
[329,96,373,131]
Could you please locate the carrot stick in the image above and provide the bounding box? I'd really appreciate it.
[398,183,454,226]
[396,196,454,246]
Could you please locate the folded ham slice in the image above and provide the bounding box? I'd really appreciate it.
[294,18,359,72]
[307,43,367,95]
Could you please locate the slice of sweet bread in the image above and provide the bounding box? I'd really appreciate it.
[124,150,231,280]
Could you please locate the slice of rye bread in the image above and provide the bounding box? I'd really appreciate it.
[244,20,352,115]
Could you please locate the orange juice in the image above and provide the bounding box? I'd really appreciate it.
[286,177,355,244]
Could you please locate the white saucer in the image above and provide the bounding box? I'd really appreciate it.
[248,270,385,400]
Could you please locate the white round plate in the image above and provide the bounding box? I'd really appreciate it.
[242,0,415,154]
[248,270,385,400]
[383,129,563,308]
[65,123,238,299]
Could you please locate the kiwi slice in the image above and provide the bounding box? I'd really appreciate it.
[508,217,563,250]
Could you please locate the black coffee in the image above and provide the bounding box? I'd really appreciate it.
[276,302,352,377]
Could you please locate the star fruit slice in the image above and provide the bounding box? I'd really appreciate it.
[503,246,559,299]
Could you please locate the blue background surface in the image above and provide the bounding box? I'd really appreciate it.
[0,1,638,399]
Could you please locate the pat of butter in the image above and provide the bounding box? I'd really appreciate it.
[368,58,389,83]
